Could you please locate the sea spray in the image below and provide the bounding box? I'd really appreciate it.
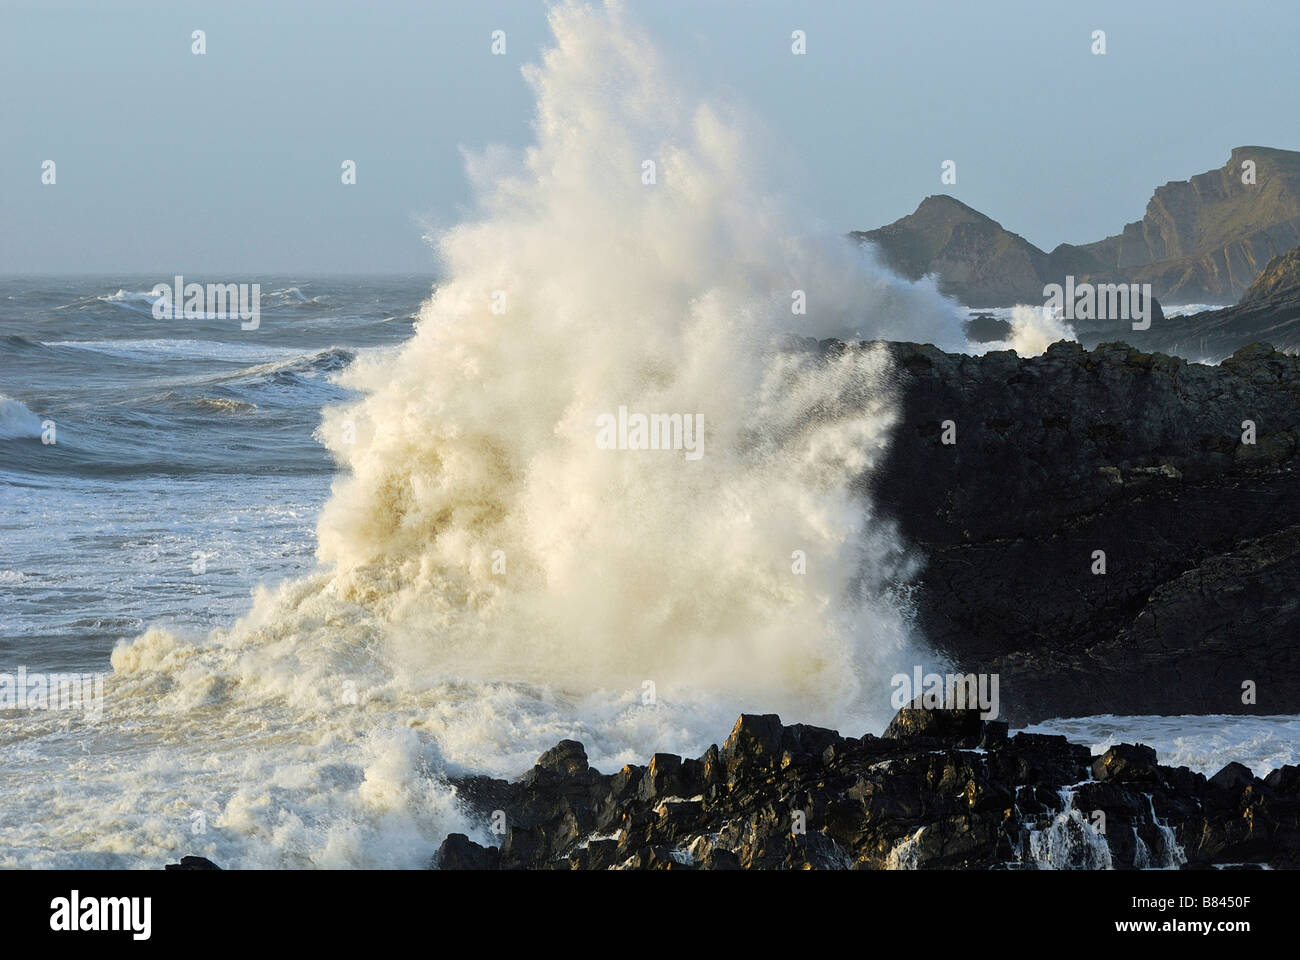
[87,0,971,867]
[301,0,961,712]
[975,304,1079,357]
[0,394,46,440]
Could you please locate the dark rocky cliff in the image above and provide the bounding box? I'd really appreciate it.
[1073,147,1300,304]
[856,337,1300,722]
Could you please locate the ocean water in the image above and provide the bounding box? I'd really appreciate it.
[1,279,424,667]
[1026,716,1300,780]
[3,285,1295,869]
[1,4,1293,871]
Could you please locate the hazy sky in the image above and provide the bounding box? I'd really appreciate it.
[3,0,1297,274]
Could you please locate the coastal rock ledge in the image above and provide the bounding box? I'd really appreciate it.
[868,337,1300,721]
[163,709,1299,870]
[426,710,1300,870]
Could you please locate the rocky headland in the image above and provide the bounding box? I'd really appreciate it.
[1126,243,1300,357]
[855,146,1300,309]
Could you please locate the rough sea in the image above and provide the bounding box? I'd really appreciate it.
[3,277,1296,869]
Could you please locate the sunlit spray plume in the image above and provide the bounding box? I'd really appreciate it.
[983,304,1078,356]
[306,0,958,719]
[119,0,972,724]
[100,0,975,867]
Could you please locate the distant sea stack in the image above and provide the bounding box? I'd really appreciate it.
[855,146,1300,307]
[852,194,1051,308]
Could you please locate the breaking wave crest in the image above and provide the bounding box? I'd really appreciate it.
[0,395,44,440]
[88,0,973,867]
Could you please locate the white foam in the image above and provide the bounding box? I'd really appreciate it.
[977,304,1078,356]
[0,394,44,439]
[1025,715,1300,778]
[5,1,981,869]
[46,339,298,364]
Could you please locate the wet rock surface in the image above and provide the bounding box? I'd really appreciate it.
[432,710,1300,870]
[163,855,222,871]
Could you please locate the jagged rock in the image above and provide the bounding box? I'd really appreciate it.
[438,709,1300,870]
[617,846,685,870]
[701,848,741,870]
[452,774,517,813]
[1209,762,1257,796]
[163,856,221,871]
[1264,764,1300,794]
[1092,744,1159,783]
[435,834,499,870]
[985,733,1091,787]
[721,714,784,773]
[779,723,841,761]
[638,754,685,802]
[882,701,982,742]
[579,839,620,870]
[980,721,1009,748]
[533,739,588,778]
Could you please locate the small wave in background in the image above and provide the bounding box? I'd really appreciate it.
[0,276,427,663]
